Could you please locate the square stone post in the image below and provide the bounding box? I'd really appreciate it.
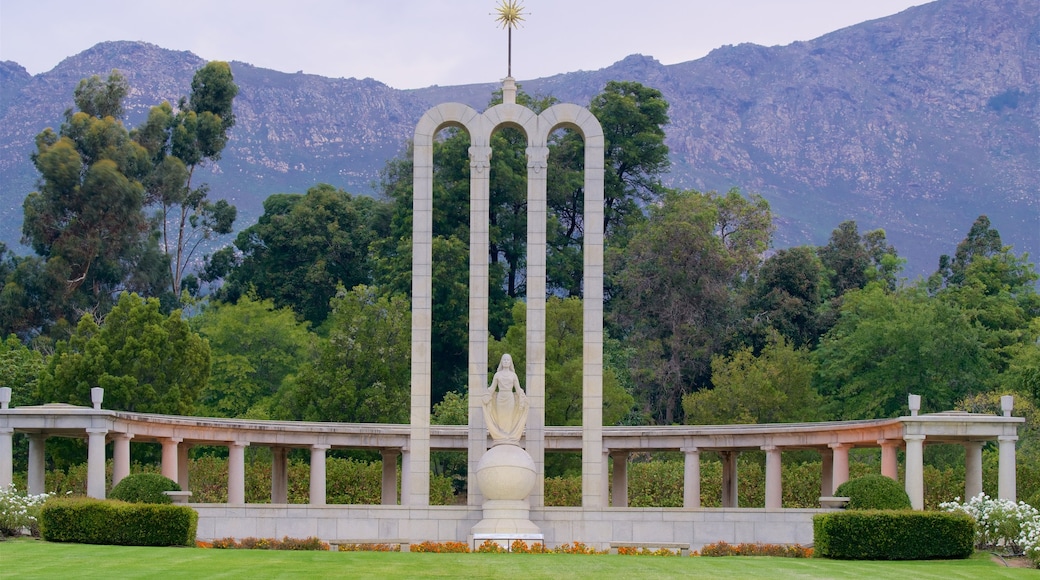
[86,428,108,499]
[410,125,436,508]
[467,144,492,507]
[27,433,46,495]
[683,447,700,508]
[903,434,925,510]
[525,144,550,508]
[963,440,983,500]
[998,435,1018,502]
[610,450,628,507]
[879,439,900,480]
[112,434,133,488]
[160,437,181,483]
[829,443,850,492]
[310,445,329,506]
[581,134,605,509]
[721,451,739,508]
[228,442,248,504]
[763,445,782,509]
[820,447,833,497]
[381,449,400,505]
[177,442,191,491]
[271,446,288,504]
[0,428,13,489]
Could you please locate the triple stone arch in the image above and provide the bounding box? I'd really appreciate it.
[408,82,607,507]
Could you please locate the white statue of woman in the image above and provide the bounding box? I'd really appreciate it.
[482,354,529,444]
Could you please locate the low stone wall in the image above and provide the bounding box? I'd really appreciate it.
[193,505,824,550]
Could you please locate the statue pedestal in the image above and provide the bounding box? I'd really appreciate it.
[472,443,542,542]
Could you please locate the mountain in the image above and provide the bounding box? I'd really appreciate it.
[0,0,1036,281]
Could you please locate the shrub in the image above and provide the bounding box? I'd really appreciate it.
[941,494,1039,557]
[699,541,812,558]
[813,510,974,560]
[40,497,197,546]
[835,474,911,510]
[109,473,181,504]
[411,541,470,553]
[0,485,50,537]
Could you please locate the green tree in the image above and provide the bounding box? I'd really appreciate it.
[134,61,239,297]
[682,333,820,425]
[744,246,825,349]
[814,284,992,419]
[209,184,388,326]
[0,334,44,407]
[191,295,315,418]
[489,297,633,426]
[21,71,160,318]
[35,292,209,414]
[931,215,1005,289]
[273,286,410,423]
[609,189,772,424]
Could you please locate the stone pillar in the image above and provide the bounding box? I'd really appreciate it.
[998,435,1018,502]
[904,434,925,510]
[0,428,13,489]
[721,451,739,508]
[963,440,983,500]
[467,144,492,507]
[683,447,701,508]
[601,449,610,508]
[112,433,133,488]
[525,144,549,508]
[310,445,329,506]
[271,446,288,504]
[160,437,182,483]
[829,443,850,492]
[879,439,900,481]
[820,447,833,497]
[400,446,411,504]
[86,428,107,499]
[228,442,248,504]
[581,127,605,509]
[610,450,628,507]
[763,445,782,509]
[381,449,400,505]
[177,442,191,491]
[27,433,46,495]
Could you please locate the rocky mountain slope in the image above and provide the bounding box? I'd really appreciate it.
[0,0,1035,280]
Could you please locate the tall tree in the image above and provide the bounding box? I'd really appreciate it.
[744,246,825,350]
[22,71,158,317]
[134,61,239,297]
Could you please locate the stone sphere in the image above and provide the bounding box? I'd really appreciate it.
[475,443,536,501]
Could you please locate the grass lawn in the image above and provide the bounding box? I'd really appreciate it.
[0,539,1035,579]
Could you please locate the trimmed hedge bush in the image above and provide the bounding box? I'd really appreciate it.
[835,474,911,510]
[813,510,974,560]
[109,473,181,504]
[40,497,197,546]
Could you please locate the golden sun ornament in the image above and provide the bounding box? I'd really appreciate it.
[493,0,526,77]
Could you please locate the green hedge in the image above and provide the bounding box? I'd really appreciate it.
[835,474,911,510]
[40,497,197,546]
[109,473,181,504]
[813,510,974,560]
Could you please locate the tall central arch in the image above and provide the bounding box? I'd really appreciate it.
[408,80,605,508]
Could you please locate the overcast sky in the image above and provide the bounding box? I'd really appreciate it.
[1,0,932,90]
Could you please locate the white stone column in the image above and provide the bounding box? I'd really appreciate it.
[0,428,13,489]
[271,446,288,504]
[160,437,181,483]
[601,449,610,508]
[879,439,900,481]
[177,442,191,491]
[829,443,850,492]
[964,440,983,500]
[904,434,925,510]
[721,451,739,508]
[228,442,248,504]
[683,447,701,508]
[467,143,492,508]
[610,450,628,507]
[310,445,328,506]
[27,433,46,495]
[400,446,411,505]
[86,428,108,499]
[998,435,1018,502]
[381,449,400,505]
[581,125,605,509]
[525,144,549,508]
[820,447,833,497]
[763,445,782,509]
[112,433,133,488]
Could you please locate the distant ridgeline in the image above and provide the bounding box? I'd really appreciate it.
[0,0,1036,280]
